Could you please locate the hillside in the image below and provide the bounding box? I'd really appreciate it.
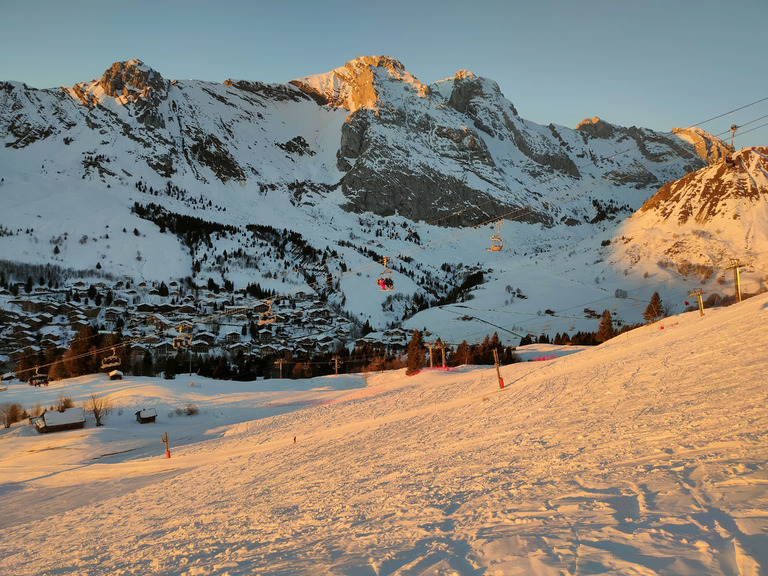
[610,146,768,291]
[1,293,767,575]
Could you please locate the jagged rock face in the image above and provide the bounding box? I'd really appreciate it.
[576,117,615,139]
[672,126,733,164]
[640,147,768,224]
[98,59,168,101]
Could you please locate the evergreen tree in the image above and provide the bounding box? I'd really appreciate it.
[406,330,425,375]
[596,309,614,343]
[643,291,664,322]
[141,351,154,377]
[48,357,69,382]
[452,340,470,366]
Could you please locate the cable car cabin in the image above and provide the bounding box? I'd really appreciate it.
[377,258,395,291]
[257,300,276,326]
[29,374,49,387]
[487,222,503,252]
[487,235,503,252]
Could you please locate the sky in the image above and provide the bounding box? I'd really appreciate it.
[1,0,767,148]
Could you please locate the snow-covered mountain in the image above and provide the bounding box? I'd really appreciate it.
[610,146,768,290]
[0,56,761,341]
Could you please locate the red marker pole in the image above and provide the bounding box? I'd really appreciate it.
[493,349,504,389]
[162,432,171,458]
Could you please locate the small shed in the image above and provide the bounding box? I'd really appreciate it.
[34,407,86,433]
[135,408,157,424]
[108,370,123,380]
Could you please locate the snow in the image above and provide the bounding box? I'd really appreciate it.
[1,294,767,575]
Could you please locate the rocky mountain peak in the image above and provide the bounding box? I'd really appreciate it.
[98,59,167,101]
[575,116,615,138]
[671,126,732,164]
[290,55,427,112]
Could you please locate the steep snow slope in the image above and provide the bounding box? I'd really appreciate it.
[1,294,766,575]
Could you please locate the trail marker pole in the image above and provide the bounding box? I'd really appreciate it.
[725,259,743,303]
[493,349,504,389]
[161,432,171,458]
[331,355,342,375]
[274,359,284,379]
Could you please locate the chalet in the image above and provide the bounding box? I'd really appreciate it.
[43,302,63,316]
[224,331,240,344]
[191,340,210,354]
[194,331,217,345]
[177,320,194,333]
[70,318,90,332]
[104,308,122,323]
[228,342,249,355]
[82,307,100,320]
[13,323,32,336]
[154,341,175,356]
[130,344,149,361]
[307,307,330,319]
[258,328,272,343]
[147,314,172,331]
[257,344,278,357]
[34,407,85,433]
[34,312,54,327]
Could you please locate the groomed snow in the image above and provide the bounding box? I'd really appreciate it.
[1,295,767,575]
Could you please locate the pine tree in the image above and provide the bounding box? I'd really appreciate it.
[596,309,614,343]
[406,330,425,375]
[643,291,664,322]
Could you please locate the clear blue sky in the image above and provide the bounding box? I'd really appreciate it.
[2,0,767,148]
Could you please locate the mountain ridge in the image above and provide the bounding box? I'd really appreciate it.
[0,55,762,340]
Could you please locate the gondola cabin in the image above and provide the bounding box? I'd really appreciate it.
[487,222,503,252]
[29,374,49,387]
[377,257,395,291]
[257,299,276,326]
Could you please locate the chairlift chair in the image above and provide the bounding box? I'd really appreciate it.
[487,221,503,252]
[173,324,192,349]
[257,299,276,326]
[100,347,121,370]
[377,257,395,291]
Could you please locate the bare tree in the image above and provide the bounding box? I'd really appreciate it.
[86,394,112,427]
[1,403,22,428]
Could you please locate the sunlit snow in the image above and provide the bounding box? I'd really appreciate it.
[1,294,766,575]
